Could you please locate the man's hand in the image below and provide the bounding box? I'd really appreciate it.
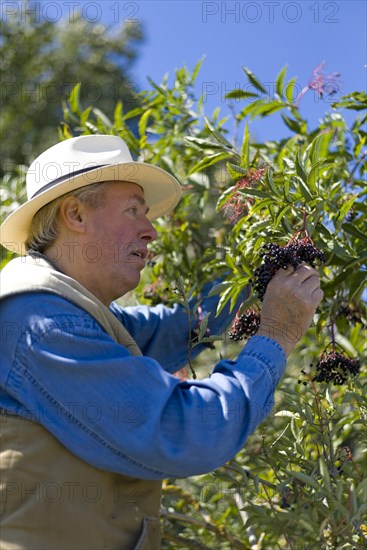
[257,263,323,356]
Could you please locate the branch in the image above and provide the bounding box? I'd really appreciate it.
[160,508,246,549]
[233,491,258,549]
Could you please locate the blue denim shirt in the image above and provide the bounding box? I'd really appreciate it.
[0,290,286,480]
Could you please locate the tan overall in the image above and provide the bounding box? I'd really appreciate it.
[0,256,162,549]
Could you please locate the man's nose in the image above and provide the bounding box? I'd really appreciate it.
[141,218,158,242]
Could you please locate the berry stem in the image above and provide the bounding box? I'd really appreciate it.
[288,209,310,244]
[331,320,336,352]
[300,207,307,232]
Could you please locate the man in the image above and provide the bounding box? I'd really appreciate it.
[0,135,323,549]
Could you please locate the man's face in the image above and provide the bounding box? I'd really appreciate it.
[83,181,158,302]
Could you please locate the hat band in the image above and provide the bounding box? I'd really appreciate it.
[30,164,106,199]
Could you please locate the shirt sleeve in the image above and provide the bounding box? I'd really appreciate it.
[110,282,249,373]
[1,293,286,480]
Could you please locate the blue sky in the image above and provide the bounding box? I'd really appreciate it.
[12,0,365,141]
[107,0,367,141]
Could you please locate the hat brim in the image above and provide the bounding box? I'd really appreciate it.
[0,162,182,253]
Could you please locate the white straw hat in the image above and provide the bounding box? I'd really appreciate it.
[1,135,182,252]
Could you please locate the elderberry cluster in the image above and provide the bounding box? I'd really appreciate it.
[253,240,325,300]
[228,308,260,341]
[312,351,361,385]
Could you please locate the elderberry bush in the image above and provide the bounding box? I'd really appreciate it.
[312,351,361,385]
[228,308,260,341]
[253,239,325,301]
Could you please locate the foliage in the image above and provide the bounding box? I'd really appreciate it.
[1,62,366,548]
[0,0,143,168]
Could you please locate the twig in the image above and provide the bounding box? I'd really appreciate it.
[160,508,246,549]
[223,462,278,490]
[233,491,258,549]
[161,529,209,550]
[175,275,198,379]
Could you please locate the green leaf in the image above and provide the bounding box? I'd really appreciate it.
[185,136,228,151]
[59,123,73,140]
[237,100,263,121]
[80,106,92,125]
[216,285,235,315]
[204,117,234,148]
[295,150,307,183]
[69,83,82,115]
[339,195,358,220]
[123,107,145,121]
[332,90,367,110]
[265,168,280,197]
[349,271,367,301]
[138,108,152,139]
[197,313,210,341]
[274,205,291,229]
[92,107,113,130]
[208,281,232,298]
[285,77,297,103]
[84,121,99,133]
[356,478,367,500]
[276,65,288,98]
[250,198,274,215]
[339,250,367,269]
[349,484,358,515]
[216,185,236,212]
[113,100,123,128]
[343,223,367,241]
[309,130,333,163]
[332,241,356,261]
[147,76,168,96]
[322,267,355,291]
[281,114,303,133]
[307,160,331,193]
[249,100,285,119]
[298,519,320,534]
[237,188,271,199]
[294,176,313,202]
[287,470,320,490]
[243,67,267,94]
[241,123,250,169]
[226,163,248,178]
[224,252,238,272]
[303,403,314,424]
[225,90,258,100]
[187,151,232,176]
[192,56,205,83]
[275,410,300,418]
[319,458,331,491]
[233,292,258,312]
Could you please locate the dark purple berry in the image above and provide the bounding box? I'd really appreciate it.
[253,238,325,300]
[312,351,361,385]
[228,308,261,341]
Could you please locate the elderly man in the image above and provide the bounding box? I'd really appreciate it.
[0,135,323,549]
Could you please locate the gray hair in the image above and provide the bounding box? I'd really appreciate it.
[26,182,107,253]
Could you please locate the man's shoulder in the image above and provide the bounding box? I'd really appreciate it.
[1,291,93,322]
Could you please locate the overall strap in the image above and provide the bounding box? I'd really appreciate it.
[0,255,142,356]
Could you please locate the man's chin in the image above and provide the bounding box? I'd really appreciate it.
[122,274,142,296]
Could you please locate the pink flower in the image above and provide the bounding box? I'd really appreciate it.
[295,62,341,105]
[223,167,266,224]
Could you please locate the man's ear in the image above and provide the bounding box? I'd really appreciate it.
[59,196,87,233]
